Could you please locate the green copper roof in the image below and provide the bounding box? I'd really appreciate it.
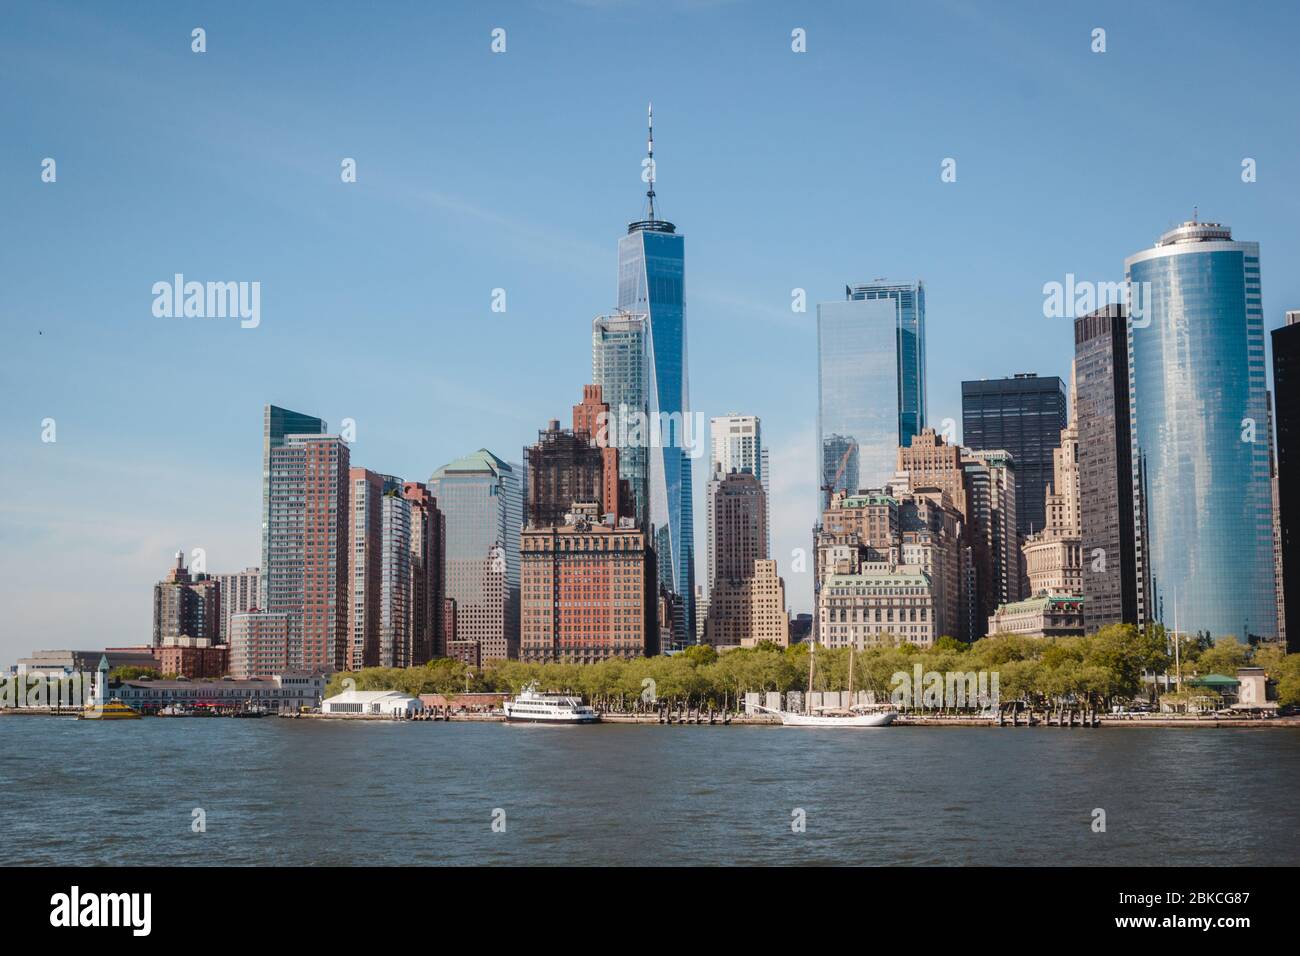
[431,448,514,479]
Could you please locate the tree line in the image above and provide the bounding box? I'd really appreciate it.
[327,624,1300,712]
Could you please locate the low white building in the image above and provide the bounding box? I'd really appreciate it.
[321,689,424,717]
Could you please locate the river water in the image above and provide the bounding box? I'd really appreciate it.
[3,717,1297,865]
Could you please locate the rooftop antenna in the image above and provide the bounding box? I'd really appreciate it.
[646,101,656,221]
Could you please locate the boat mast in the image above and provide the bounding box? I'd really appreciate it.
[848,644,855,709]
[806,640,816,714]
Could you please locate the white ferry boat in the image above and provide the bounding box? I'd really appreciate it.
[503,684,600,724]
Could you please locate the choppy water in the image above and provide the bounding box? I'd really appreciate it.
[2,717,1297,865]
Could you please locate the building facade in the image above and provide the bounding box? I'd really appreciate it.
[520,507,656,663]
[152,551,220,646]
[1271,310,1300,651]
[988,593,1085,638]
[708,559,788,648]
[819,568,937,650]
[1021,366,1083,597]
[403,482,445,663]
[261,409,351,673]
[1126,219,1276,642]
[614,110,695,645]
[213,567,259,645]
[817,281,927,508]
[429,450,521,661]
[1074,304,1138,630]
[961,373,1067,537]
[228,610,292,680]
[592,310,650,529]
[708,414,770,562]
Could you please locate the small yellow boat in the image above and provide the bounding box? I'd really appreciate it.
[79,698,142,720]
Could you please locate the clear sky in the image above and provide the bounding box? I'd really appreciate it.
[3,0,1299,664]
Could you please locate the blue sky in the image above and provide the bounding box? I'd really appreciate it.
[3,0,1299,663]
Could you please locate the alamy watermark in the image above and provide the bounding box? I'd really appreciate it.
[1042,274,1151,327]
[595,405,706,459]
[152,274,260,328]
[890,665,1000,709]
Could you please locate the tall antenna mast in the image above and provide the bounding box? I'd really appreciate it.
[646,101,656,221]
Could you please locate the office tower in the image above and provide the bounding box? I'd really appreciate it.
[817,281,927,508]
[707,414,770,583]
[429,450,521,661]
[152,551,220,646]
[260,405,326,607]
[1074,304,1138,630]
[615,105,695,645]
[897,428,984,641]
[962,374,1066,537]
[213,567,259,644]
[403,482,445,663]
[1126,218,1276,642]
[592,311,650,528]
[264,428,350,673]
[228,611,291,680]
[378,488,412,668]
[1271,310,1300,651]
[520,504,656,663]
[347,468,389,671]
[705,471,775,646]
[1022,365,1083,597]
[963,449,1020,616]
[709,469,768,580]
[708,559,787,648]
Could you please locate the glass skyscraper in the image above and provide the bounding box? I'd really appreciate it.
[817,281,927,509]
[1126,219,1275,642]
[961,373,1068,537]
[592,310,650,529]
[615,114,695,645]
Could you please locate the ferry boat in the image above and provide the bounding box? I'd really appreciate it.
[503,684,600,724]
[79,698,142,721]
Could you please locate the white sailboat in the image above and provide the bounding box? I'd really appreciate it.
[756,641,896,727]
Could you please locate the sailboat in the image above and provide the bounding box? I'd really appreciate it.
[756,641,896,727]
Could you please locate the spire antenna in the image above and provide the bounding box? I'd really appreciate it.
[646,101,656,221]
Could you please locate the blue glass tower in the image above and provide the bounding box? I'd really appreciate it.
[817,281,927,510]
[1126,218,1276,642]
[616,104,695,646]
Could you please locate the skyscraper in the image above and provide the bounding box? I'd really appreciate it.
[263,426,351,672]
[261,404,326,608]
[429,450,522,661]
[346,468,389,671]
[710,470,768,582]
[615,105,695,645]
[817,281,927,508]
[961,373,1067,537]
[1270,310,1300,651]
[402,481,445,663]
[378,488,412,668]
[708,414,770,575]
[1126,218,1275,642]
[1021,366,1082,598]
[1074,304,1138,630]
[593,311,649,528]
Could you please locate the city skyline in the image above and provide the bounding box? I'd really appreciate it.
[6,2,1300,662]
